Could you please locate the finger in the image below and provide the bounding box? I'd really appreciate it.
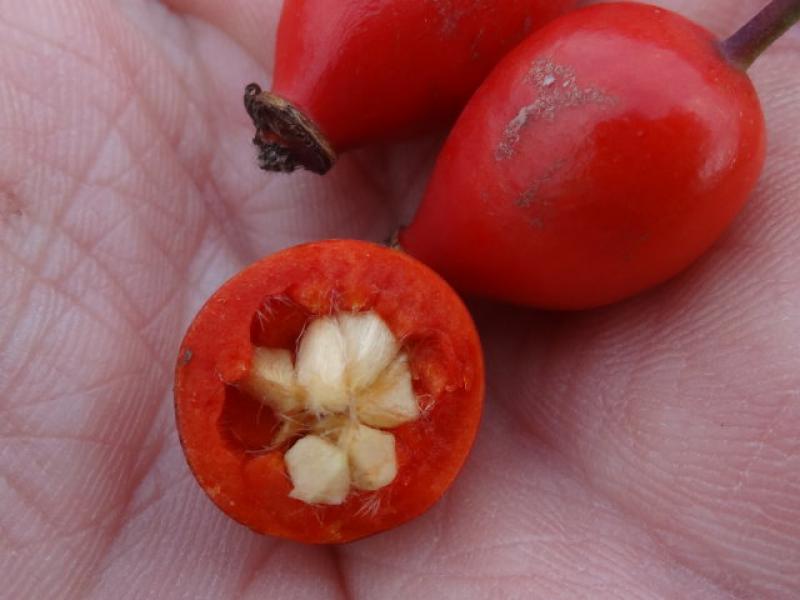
[339,402,731,599]
[0,0,247,595]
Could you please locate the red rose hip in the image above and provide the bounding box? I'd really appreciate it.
[244,0,577,174]
[174,240,484,543]
[402,2,797,309]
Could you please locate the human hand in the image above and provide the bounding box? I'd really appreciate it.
[1,0,798,598]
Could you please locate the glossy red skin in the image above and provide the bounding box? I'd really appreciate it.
[401,3,767,310]
[174,240,484,544]
[272,0,577,150]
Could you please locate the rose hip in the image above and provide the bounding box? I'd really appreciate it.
[244,0,577,174]
[401,1,799,309]
[174,240,484,543]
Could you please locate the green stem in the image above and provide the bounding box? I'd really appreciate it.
[721,0,800,70]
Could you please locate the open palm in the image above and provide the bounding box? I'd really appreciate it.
[2,0,798,598]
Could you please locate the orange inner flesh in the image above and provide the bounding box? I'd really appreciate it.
[213,296,461,537]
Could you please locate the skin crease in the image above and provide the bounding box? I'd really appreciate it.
[0,0,798,597]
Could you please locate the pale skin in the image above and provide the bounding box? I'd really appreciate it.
[0,0,798,597]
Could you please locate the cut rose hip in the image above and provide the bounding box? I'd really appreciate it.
[175,240,483,543]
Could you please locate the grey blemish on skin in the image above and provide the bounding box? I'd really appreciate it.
[522,15,533,36]
[432,0,486,36]
[529,216,545,229]
[514,158,573,230]
[469,27,485,61]
[496,58,614,160]
[515,186,539,209]
[179,349,193,366]
[514,159,567,209]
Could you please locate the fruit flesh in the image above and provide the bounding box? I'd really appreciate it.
[401,3,766,309]
[174,240,484,543]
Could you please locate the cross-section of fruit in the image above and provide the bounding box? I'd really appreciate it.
[175,240,484,543]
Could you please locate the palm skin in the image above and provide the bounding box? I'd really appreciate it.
[1,0,798,597]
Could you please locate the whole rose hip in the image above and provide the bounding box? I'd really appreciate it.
[402,1,798,309]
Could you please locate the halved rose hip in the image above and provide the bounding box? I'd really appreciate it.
[174,240,484,543]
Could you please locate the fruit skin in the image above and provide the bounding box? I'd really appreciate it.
[271,0,576,151]
[174,240,484,544]
[400,2,767,310]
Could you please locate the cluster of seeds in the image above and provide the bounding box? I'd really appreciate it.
[241,311,420,505]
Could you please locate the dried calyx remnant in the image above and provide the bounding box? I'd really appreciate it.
[241,311,420,505]
[243,84,337,175]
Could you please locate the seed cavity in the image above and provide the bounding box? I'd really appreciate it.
[241,311,420,505]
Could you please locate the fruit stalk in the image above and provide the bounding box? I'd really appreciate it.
[722,0,800,69]
[244,83,336,175]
